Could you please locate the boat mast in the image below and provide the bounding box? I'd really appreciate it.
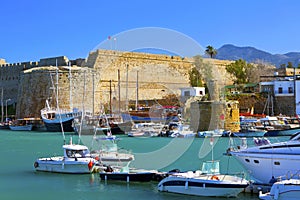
[118,69,121,114]
[69,61,73,112]
[55,60,66,143]
[109,80,112,115]
[92,72,95,116]
[135,70,139,111]
[294,66,297,116]
[78,70,86,144]
[125,64,128,111]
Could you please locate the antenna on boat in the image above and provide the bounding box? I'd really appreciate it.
[210,136,214,161]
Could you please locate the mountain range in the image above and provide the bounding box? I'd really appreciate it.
[216,44,300,67]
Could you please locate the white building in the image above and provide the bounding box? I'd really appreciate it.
[180,87,205,97]
[260,78,300,114]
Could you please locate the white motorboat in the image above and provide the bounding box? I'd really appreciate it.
[127,122,163,137]
[91,136,134,167]
[198,129,227,137]
[169,123,196,138]
[157,160,249,197]
[259,179,300,200]
[34,139,100,174]
[227,132,300,184]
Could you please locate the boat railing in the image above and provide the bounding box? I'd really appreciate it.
[277,170,300,181]
[226,137,248,154]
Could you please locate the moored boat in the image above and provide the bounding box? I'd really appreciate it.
[34,138,100,174]
[157,160,249,197]
[90,136,134,167]
[99,165,158,182]
[259,179,300,200]
[9,118,34,131]
[226,132,300,184]
[41,103,81,132]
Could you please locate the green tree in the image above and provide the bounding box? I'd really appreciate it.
[189,66,203,87]
[287,62,294,68]
[226,59,254,84]
[205,45,217,58]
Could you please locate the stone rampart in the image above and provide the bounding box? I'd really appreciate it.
[2,50,234,118]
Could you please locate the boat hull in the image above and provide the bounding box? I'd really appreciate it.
[232,130,266,137]
[158,176,248,197]
[34,157,96,174]
[264,127,300,137]
[9,124,33,131]
[99,172,156,182]
[43,118,74,132]
[259,179,300,200]
[230,151,300,184]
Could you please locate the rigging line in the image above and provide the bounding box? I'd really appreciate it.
[55,65,66,144]
[78,70,86,145]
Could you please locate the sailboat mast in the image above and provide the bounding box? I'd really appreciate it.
[92,72,95,116]
[135,70,139,111]
[55,60,66,143]
[69,61,73,112]
[125,64,128,111]
[78,70,86,144]
[109,80,112,115]
[118,69,121,114]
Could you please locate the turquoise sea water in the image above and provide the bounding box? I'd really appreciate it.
[0,130,287,200]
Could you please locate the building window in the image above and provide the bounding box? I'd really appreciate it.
[199,91,203,95]
[184,91,190,96]
[288,87,293,93]
[278,87,283,94]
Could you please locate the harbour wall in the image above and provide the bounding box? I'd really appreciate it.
[1,50,233,118]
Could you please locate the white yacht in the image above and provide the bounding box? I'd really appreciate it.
[157,160,249,197]
[227,132,300,184]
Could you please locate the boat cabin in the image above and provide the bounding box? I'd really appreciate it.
[63,144,91,158]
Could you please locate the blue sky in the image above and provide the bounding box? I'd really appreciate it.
[1,0,300,63]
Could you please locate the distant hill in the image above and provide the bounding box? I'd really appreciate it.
[215,44,300,67]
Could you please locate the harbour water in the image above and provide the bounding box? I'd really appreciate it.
[0,130,288,200]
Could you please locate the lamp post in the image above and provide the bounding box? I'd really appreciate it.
[5,99,11,122]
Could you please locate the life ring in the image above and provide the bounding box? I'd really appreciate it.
[34,161,39,168]
[211,175,219,181]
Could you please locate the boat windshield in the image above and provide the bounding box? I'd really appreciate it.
[66,149,90,158]
[201,160,220,174]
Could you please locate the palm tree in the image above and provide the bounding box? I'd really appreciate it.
[205,45,217,58]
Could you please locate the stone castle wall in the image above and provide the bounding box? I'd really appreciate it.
[1,50,234,118]
[0,56,70,108]
[16,66,97,118]
[84,50,194,108]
